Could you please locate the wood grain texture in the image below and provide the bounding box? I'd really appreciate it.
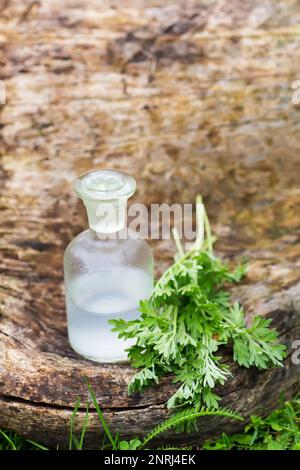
[0,0,300,448]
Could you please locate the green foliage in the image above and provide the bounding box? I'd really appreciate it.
[0,199,288,451]
[203,396,300,450]
[70,386,242,450]
[138,407,243,449]
[0,429,48,450]
[118,438,142,450]
[2,392,300,451]
[86,382,117,450]
[110,196,286,411]
[69,397,82,450]
[1,387,241,451]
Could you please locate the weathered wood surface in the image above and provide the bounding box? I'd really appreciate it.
[0,0,300,448]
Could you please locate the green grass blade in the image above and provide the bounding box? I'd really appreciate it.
[26,439,48,450]
[87,383,117,450]
[69,397,81,450]
[78,403,90,450]
[0,430,17,450]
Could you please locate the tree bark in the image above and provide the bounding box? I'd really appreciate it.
[0,0,300,448]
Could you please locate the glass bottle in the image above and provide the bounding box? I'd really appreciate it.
[64,169,153,362]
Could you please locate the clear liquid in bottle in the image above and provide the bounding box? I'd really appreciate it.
[66,268,152,362]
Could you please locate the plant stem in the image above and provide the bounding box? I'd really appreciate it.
[194,195,205,251]
[204,207,213,253]
[172,227,184,258]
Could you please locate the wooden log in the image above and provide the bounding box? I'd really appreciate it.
[0,0,300,448]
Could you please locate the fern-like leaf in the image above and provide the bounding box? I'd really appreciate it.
[139,407,243,449]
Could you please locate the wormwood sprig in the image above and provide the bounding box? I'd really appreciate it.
[110,196,286,411]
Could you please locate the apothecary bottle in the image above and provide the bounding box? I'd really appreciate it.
[64,169,153,362]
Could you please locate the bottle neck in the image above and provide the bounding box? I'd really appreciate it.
[83,197,127,234]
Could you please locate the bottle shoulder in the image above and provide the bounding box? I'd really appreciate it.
[65,229,151,251]
[64,229,89,251]
[64,229,153,270]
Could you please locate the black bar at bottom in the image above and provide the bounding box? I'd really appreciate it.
[0,449,298,466]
